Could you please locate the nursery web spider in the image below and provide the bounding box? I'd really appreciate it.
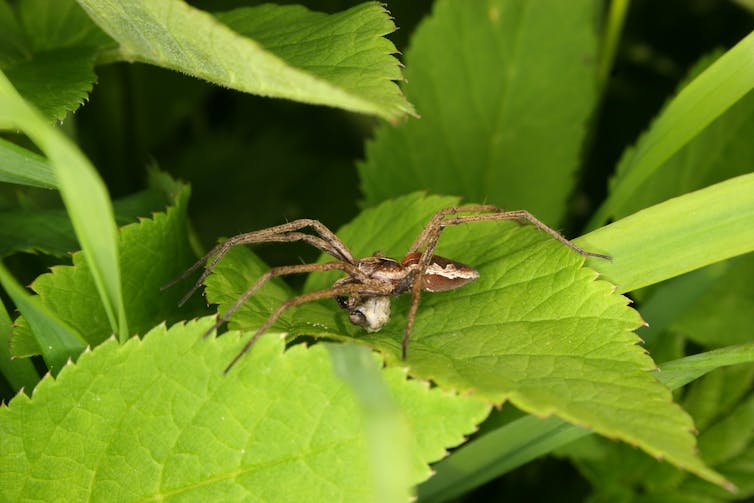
[164,206,610,373]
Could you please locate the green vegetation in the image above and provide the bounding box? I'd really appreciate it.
[1,1,753,501]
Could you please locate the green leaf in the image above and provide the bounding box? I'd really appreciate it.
[0,0,111,121]
[590,29,754,228]
[202,192,725,487]
[575,173,754,293]
[571,361,754,501]
[75,0,413,121]
[12,178,197,356]
[0,172,176,257]
[359,0,600,222]
[3,47,98,121]
[16,0,112,51]
[0,1,29,66]
[0,318,488,501]
[0,298,38,392]
[0,71,128,341]
[0,261,85,374]
[0,137,56,189]
[423,344,754,502]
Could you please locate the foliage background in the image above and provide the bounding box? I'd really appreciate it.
[1,0,754,501]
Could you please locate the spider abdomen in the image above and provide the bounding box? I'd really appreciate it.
[402,252,480,292]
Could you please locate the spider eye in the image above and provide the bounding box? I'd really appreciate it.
[336,296,349,310]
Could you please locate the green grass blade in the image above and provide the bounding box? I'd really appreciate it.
[589,29,754,228]
[420,345,754,501]
[0,71,128,342]
[418,415,589,503]
[576,172,754,293]
[329,343,413,503]
[658,343,754,390]
[0,138,56,189]
[598,0,629,87]
[0,262,85,375]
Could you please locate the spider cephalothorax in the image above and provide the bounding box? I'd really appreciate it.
[334,253,480,332]
[164,206,609,373]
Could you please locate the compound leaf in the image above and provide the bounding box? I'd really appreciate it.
[359,0,600,222]
[205,192,726,487]
[0,318,488,501]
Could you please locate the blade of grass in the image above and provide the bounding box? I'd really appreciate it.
[328,343,412,503]
[419,344,754,502]
[0,262,85,375]
[0,138,56,189]
[576,172,754,293]
[658,343,754,390]
[598,0,630,88]
[417,415,589,503]
[0,71,128,342]
[589,29,754,228]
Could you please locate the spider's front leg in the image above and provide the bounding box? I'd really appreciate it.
[161,219,357,305]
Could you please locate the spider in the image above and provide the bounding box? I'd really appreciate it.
[164,206,610,373]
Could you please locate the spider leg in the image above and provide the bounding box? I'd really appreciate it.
[410,206,610,260]
[403,206,509,360]
[439,211,611,260]
[408,205,500,253]
[202,261,370,339]
[223,282,392,374]
[162,219,356,305]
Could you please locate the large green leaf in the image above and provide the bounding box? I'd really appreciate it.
[11,177,196,357]
[359,0,600,222]
[200,192,724,486]
[0,318,488,501]
[75,0,413,121]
